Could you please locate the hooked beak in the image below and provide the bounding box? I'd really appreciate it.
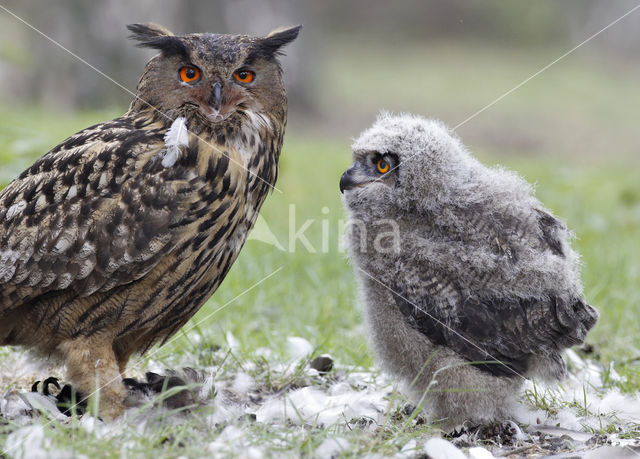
[210,80,223,112]
[340,166,358,194]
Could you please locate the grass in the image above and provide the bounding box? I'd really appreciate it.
[314,39,640,164]
[1,39,640,456]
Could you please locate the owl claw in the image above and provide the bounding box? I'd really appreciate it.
[42,377,61,396]
[55,384,87,417]
[30,377,86,416]
[31,377,61,395]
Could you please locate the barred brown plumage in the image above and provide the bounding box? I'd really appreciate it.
[0,23,300,419]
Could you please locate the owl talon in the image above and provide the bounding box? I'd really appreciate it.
[56,384,86,416]
[30,377,86,416]
[42,377,61,396]
[31,378,60,394]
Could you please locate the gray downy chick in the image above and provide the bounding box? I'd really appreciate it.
[340,112,598,427]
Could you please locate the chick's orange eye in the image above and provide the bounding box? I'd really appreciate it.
[234,70,255,83]
[377,159,390,174]
[179,66,200,83]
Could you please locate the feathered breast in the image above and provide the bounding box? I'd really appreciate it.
[0,112,267,311]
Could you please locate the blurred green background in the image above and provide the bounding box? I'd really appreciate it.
[0,1,639,382]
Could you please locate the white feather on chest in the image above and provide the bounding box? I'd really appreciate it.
[161,116,189,168]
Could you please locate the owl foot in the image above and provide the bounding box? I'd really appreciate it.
[475,420,522,445]
[123,371,197,410]
[446,420,522,446]
[31,377,87,416]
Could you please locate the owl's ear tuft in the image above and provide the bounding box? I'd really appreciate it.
[254,25,302,58]
[127,23,190,59]
[127,23,174,40]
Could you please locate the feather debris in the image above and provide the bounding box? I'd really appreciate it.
[162,116,189,168]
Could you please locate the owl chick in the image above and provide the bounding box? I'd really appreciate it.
[0,23,300,420]
[341,113,598,427]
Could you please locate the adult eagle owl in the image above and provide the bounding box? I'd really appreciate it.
[340,113,598,426]
[0,23,300,419]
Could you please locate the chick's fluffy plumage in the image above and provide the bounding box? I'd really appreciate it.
[0,23,300,419]
[342,113,598,426]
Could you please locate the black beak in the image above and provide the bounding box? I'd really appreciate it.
[340,167,357,194]
[210,81,223,111]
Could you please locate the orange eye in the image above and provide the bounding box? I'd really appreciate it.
[179,66,201,83]
[377,159,390,174]
[233,70,255,84]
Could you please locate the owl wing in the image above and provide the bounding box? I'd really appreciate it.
[0,118,206,308]
[487,206,568,263]
[396,204,596,376]
[392,287,598,377]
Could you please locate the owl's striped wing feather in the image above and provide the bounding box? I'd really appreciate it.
[393,204,597,378]
[0,118,201,308]
[392,289,598,378]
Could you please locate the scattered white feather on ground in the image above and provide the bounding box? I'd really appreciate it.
[2,340,640,457]
[468,446,495,459]
[4,425,71,459]
[423,438,467,459]
[315,437,350,459]
[18,392,67,422]
[255,384,390,427]
[225,330,241,351]
[286,336,314,362]
[513,348,640,432]
[207,427,271,458]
